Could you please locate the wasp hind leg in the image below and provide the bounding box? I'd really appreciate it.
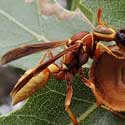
[42,50,78,124]
[64,72,78,125]
[50,70,78,124]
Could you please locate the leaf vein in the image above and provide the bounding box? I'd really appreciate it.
[3,114,57,125]
[45,86,93,104]
[0,9,48,41]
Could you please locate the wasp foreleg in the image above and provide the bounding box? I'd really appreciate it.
[95,42,123,59]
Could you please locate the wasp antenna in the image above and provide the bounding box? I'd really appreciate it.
[97,7,102,24]
[97,7,107,26]
[97,7,102,25]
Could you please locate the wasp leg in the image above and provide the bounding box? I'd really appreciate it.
[50,70,78,124]
[46,50,65,77]
[44,50,78,124]
[80,72,103,106]
[47,49,54,58]
[79,68,93,88]
[102,105,125,119]
[39,50,61,75]
[39,49,54,64]
[47,49,64,71]
[64,73,78,125]
[79,68,101,105]
[39,52,48,64]
[95,42,124,59]
[80,76,94,89]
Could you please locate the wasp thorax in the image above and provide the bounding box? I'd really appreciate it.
[94,25,113,34]
[115,29,125,46]
[93,25,116,41]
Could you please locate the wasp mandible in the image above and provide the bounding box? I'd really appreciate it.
[1,8,125,125]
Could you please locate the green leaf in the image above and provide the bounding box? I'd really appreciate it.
[0,0,125,125]
[81,0,125,27]
[66,0,95,23]
[69,0,80,11]
[66,0,73,10]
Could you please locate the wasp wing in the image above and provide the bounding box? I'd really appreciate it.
[10,43,80,96]
[0,40,67,64]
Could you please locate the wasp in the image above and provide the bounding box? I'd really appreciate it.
[1,8,125,125]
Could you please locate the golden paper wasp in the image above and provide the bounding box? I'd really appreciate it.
[1,8,125,125]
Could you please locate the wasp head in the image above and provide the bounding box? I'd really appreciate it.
[115,29,125,47]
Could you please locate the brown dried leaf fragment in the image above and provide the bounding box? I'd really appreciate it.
[38,0,78,20]
[90,45,125,111]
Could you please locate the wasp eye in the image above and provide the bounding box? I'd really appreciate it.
[115,29,125,46]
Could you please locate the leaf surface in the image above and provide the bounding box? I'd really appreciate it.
[0,0,92,69]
